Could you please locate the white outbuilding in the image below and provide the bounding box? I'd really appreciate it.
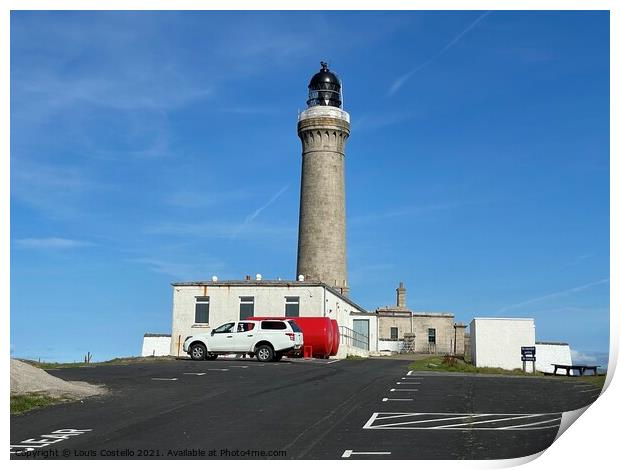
[141,334,171,357]
[534,342,572,374]
[470,318,536,372]
[469,318,573,373]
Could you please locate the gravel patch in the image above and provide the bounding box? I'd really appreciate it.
[11,359,107,399]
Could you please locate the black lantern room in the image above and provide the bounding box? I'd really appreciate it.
[306,62,342,108]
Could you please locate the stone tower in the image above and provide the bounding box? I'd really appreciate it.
[296,62,350,296]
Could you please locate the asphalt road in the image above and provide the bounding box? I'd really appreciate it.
[10,358,601,460]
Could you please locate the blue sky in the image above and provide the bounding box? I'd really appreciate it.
[10,11,609,364]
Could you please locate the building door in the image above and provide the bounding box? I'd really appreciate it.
[352,319,370,350]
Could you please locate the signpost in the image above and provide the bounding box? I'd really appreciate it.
[521,346,536,373]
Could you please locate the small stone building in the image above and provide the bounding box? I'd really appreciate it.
[373,282,466,355]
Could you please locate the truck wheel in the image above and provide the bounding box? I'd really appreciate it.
[256,344,274,362]
[190,343,207,361]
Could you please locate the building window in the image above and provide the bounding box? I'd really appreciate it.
[195,296,210,324]
[285,296,300,317]
[239,296,254,320]
[428,328,436,344]
[390,327,398,340]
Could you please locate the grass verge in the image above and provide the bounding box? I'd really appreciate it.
[408,356,546,376]
[10,393,65,415]
[409,356,608,387]
[21,355,177,370]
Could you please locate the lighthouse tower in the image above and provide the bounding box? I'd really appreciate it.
[296,62,351,296]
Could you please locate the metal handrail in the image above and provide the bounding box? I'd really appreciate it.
[339,325,369,350]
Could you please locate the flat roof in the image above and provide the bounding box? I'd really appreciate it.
[471,317,534,322]
[375,309,454,318]
[172,280,367,313]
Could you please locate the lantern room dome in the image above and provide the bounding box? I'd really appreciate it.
[306,62,343,109]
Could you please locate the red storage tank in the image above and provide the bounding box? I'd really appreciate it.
[330,319,340,356]
[248,316,337,358]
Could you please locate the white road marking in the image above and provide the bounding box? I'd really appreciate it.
[390,388,418,392]
[207,368,229,371]
[11,429,93,454]
[401,377,423,380]
[373,414,491,427]
[496,417,562,430]
[183,373,206,376]
[151,378,178,381]
[396,382,420,385]
[406,370,414,376]
[342,449,391,458]
[230,366,249,368]
[382,398,414,402]
[363,412,380,429]
[577,388,600,393]
[363,412,562,431]
[326,359,342,364]
[374,413,421,420]
[433,415,545,429]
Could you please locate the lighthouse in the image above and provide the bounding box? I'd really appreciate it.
[296,62,351,296]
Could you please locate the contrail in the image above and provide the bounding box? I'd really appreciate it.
[496,278,609,314]
[388,11,491,96]
[244,184,289,224]
[231,184,290,238]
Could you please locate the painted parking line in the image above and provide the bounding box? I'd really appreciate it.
[183,373,206,376]
[207,368,229,371]
[401,377,423,380]
[342,450,391,458]
[230,366,249,368]
[326,359,342,364]
[363,412,562,431]
[151,378,178,381]
[382,398,414,402]
[577,388,600,393]
[390,388,418,392]
[396,382,420,385]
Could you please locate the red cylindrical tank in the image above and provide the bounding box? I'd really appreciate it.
[248,316,336,358]
[330,319,340,356]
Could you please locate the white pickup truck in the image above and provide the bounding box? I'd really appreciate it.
[183,319,304,362]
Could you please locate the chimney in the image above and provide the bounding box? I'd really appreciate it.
[396,281,406,308]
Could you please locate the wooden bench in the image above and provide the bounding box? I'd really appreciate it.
[552,364,600,376]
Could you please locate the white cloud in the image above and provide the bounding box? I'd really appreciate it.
[497,279,610,314]
[145,221,296,240]
[129,257,225,280]
[14,238,95,249]
[570,350,598,364]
